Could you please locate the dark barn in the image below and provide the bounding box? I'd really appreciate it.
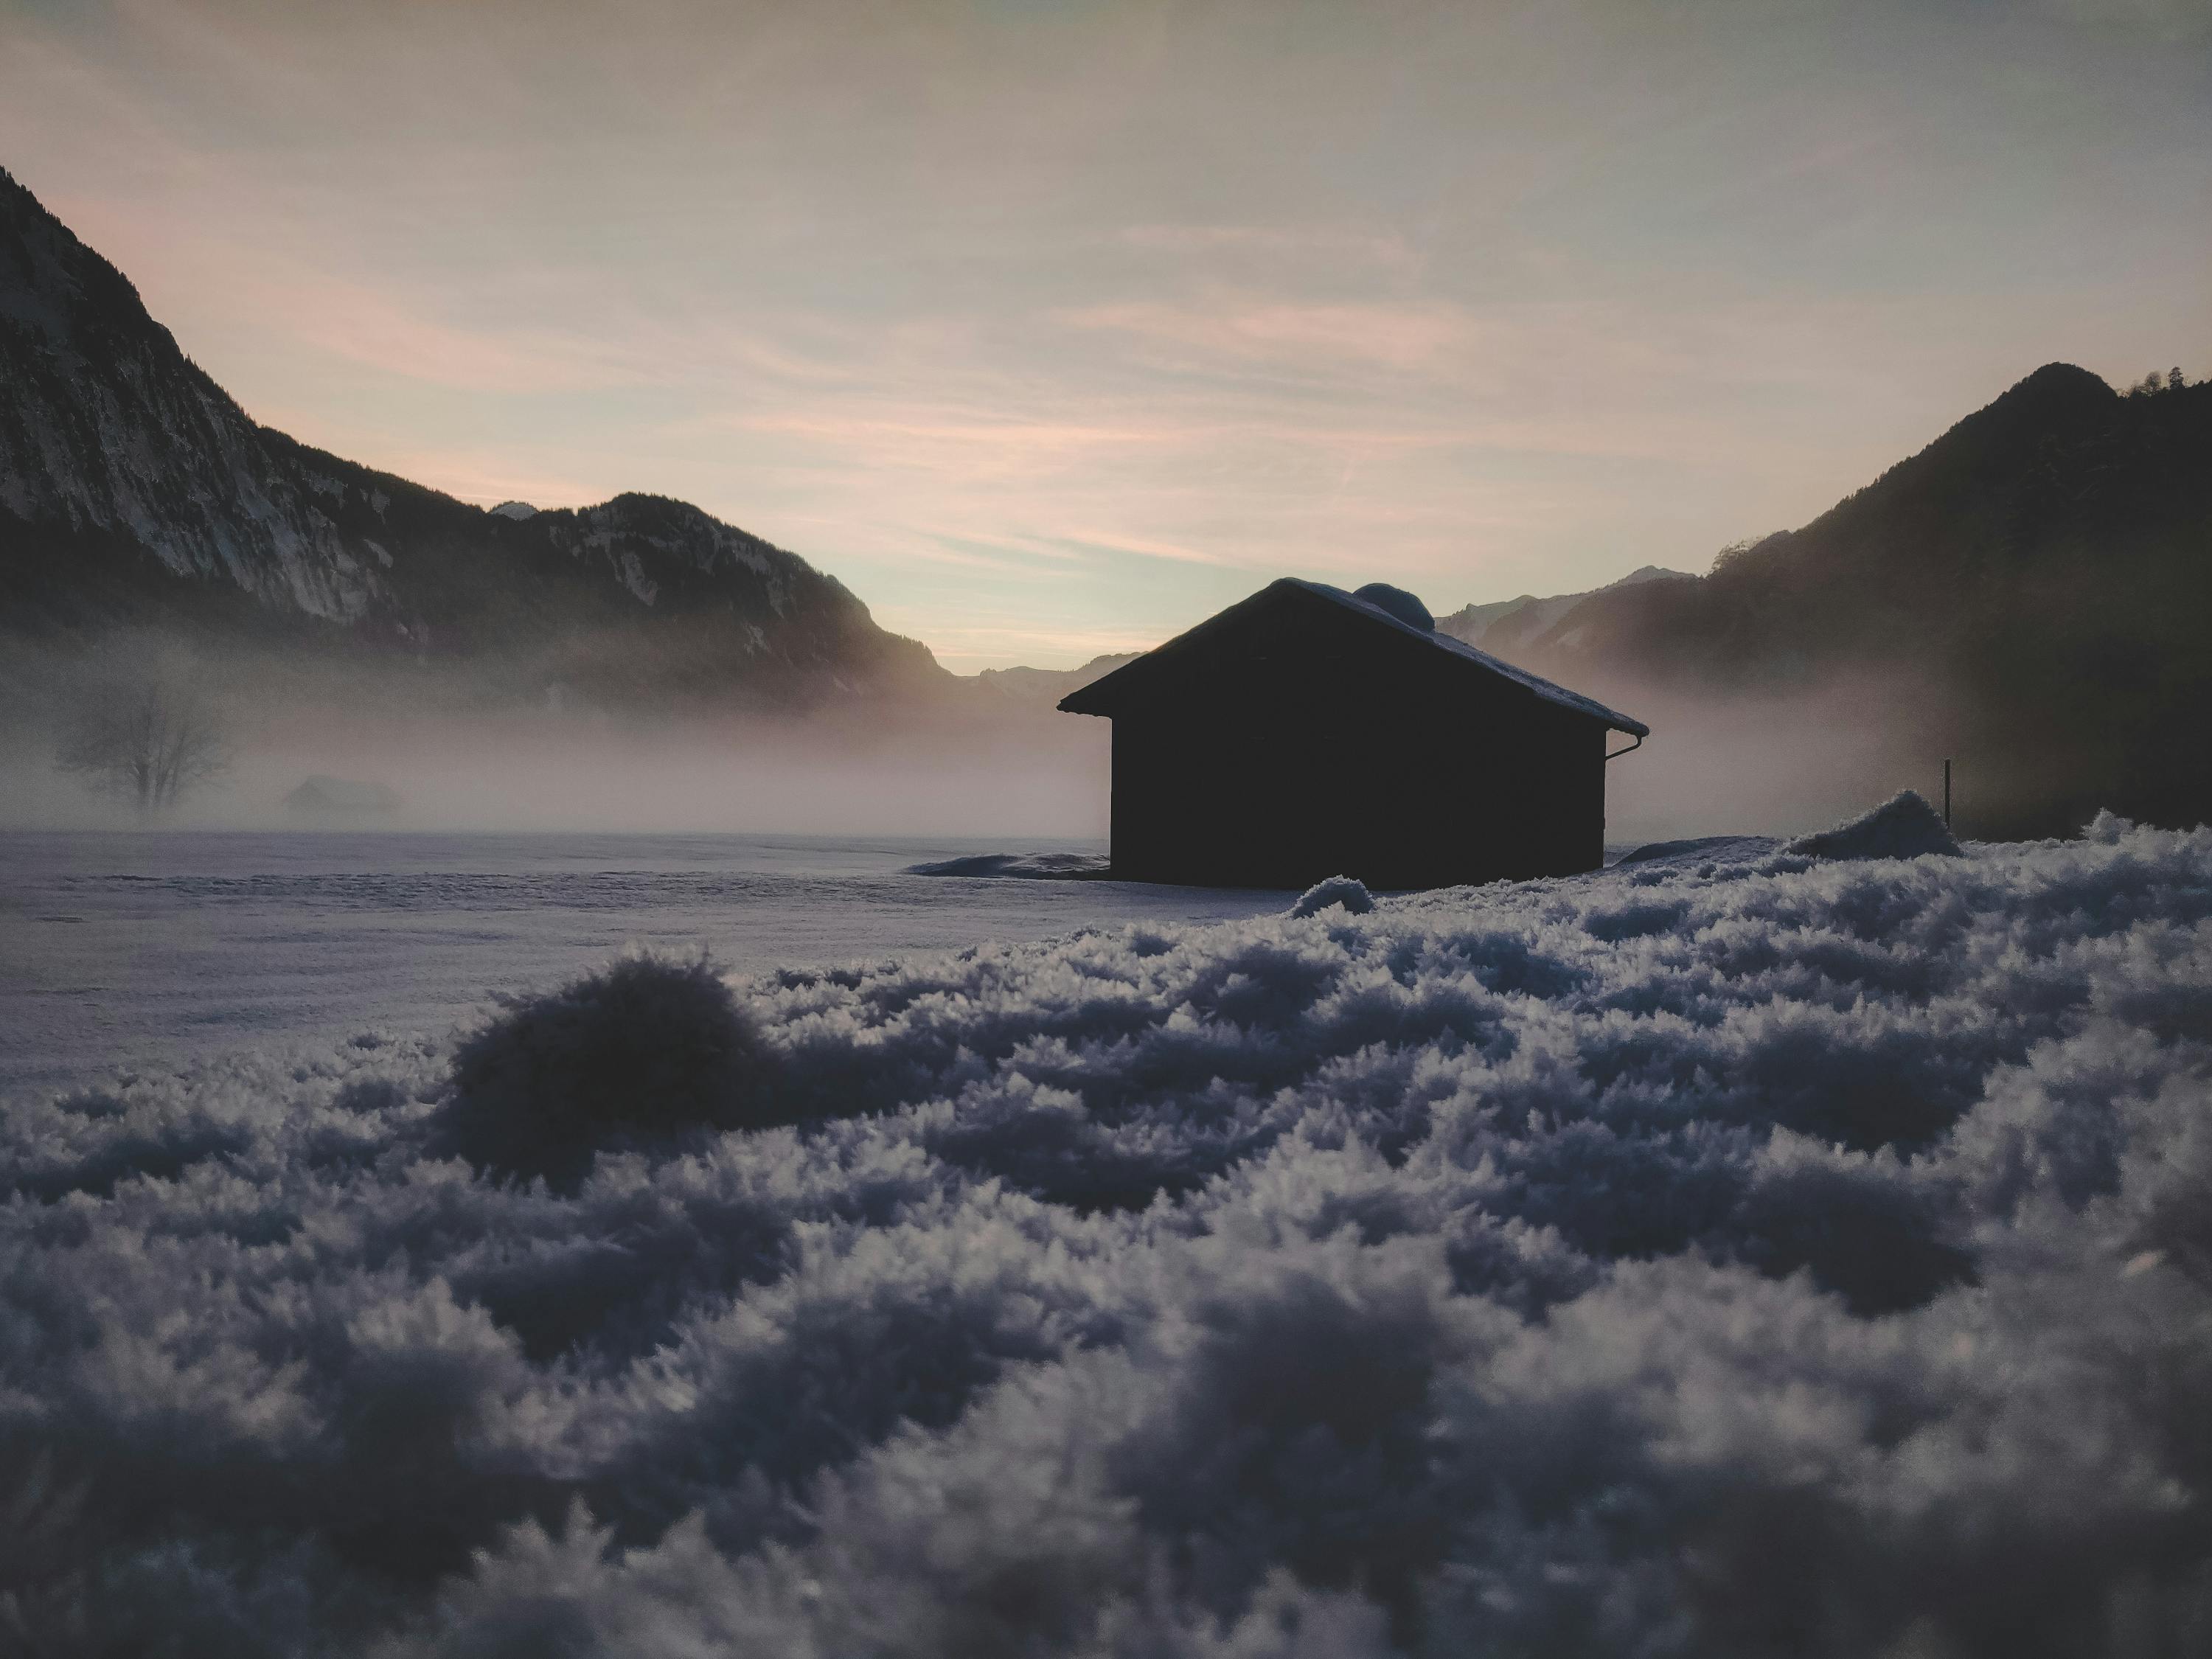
[1059,579,1649,889]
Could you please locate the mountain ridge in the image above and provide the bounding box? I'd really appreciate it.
[6,162,2206,833]
[0,164,945,709]
[1434,563,1688,657]
[1481,361,2212,832]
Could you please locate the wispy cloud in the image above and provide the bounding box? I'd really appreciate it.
[1057,295,1482,377]
[1115,220,1425,273]
[2043,0,2212,40]
[237,265,654,396]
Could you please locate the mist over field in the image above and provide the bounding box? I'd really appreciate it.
[0,621,1984,849]
[1568,671,1961,846]
[0,634,1112,838]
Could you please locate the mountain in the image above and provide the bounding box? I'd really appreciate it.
[968,652,1143,706]
[8,165,2205,832]
[969,574,1700,709]
[1485,364,2212,835]
[0,165,943,710]
[1434,564,1687,657]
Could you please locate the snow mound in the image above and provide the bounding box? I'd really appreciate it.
[1350,582,1435,630]
[1290,874,1374,917]
[905,851,1112,880]
[1613,832,1778,867]
[2085,808,2135,844]
[1787,788,1961,860]
[4,823,2211,1653]
[486,499,538,521]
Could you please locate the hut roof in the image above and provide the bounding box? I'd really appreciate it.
[1059,577,1650,737]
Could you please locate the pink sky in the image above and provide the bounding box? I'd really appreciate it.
[4,0,2207,669]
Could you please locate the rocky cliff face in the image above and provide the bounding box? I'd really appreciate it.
[0,168,381,621]
[0,166,945,708]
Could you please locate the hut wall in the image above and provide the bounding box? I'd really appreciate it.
[1106,656,1610,889]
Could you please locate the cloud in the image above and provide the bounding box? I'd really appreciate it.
[243,265,658,396]
[1116,220,1425,274]
[2042,0,2212,39]
[1057,296,1486,378]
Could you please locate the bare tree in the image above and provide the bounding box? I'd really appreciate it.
[56,669,232,813]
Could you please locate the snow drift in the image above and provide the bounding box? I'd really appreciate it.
[905,851,1113,880]
[1785,787,1962,860]
[3,819,2211,1656]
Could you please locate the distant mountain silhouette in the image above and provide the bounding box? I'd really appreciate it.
[1486,363,2212,834]
[1435,564,1687,657]
[969,652,1143,705]
[6,164,2204,831]
[0,166,943,711]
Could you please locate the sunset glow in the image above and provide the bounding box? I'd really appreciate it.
[5,0,2205,668]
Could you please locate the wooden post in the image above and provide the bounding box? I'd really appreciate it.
[1943,759,1952,828]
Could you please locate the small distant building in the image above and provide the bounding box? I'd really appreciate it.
[285,776,403,817]
[1057,579,1649,889]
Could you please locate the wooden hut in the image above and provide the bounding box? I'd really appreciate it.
[1057,578,1649,889]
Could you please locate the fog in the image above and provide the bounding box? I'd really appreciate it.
[212,719,1106,838]
[0,626,2031,849]
[0,636,1113,838]
[1597,669,1970,846]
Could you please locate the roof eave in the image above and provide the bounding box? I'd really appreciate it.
[1053,577,1651,736]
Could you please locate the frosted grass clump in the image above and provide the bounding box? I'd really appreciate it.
[435,952,779,1189]
[1290,874,1374,917]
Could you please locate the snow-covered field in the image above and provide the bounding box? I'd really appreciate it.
[4,813,2211,1655]
[0,831,1280,1095]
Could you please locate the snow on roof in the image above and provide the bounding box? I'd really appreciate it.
[1288,579,1650,735]
[1060,577,1649,735]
